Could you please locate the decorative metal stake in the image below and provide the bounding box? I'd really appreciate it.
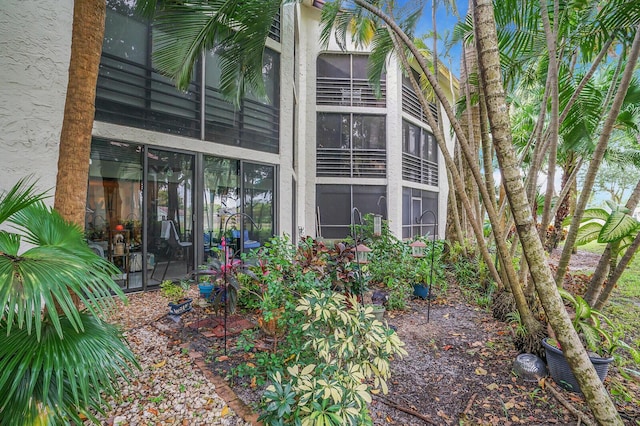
[415,210,438,323]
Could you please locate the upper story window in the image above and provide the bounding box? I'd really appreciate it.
[402,120,438,186]
[204,47,280,153]
[402,71,438,125]
[316,54,386,107]
[96,0,280,153]
[316,113,386,178]
[97,1,200,137]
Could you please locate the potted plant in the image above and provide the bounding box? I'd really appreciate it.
[160,279,192,315]
[412,256,436,300]
[199,255,257,314]
[542,289,639,393]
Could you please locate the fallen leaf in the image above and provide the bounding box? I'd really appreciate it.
[486,383,499,390]
[250,376,257,388]
[443,345,453,351]
[217,355,229,362]
[475,367,487,376]
[221,405,230,417]
[147,408,158,416]
[385,414,393,423]
[504,400,515,409]
[246,362,256,368]
[443,313,450,319]
[152,359,166,369]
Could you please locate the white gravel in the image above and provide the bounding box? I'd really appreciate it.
[85,288,251,426]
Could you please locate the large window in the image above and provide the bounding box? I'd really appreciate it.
[316,54,386,107]
[316,113,386,177]
[96,0,281,153]
[402,120,438,186]
[202,157,275,259]
[402,187,438,239]
[204,48,280,153]
[96,1,200,137]
[316,185,386,239]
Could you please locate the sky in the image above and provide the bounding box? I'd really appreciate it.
[398,0,469,78]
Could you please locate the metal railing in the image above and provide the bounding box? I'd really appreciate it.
[402,84,438,125]
[96,52,279,153]
[317,77,386,107]
[96,53,201,138]
[402,152,438,186]
[317,148,386,177]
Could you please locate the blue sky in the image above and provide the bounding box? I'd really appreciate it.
[397,0,469,77]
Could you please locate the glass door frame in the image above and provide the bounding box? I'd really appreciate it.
[142,145,196,291]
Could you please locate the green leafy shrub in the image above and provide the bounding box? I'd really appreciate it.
[259,290,407,425]
[0,179,139,425]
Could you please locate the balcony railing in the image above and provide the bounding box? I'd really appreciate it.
[204,87,279,153]
[96,52,279,153]
[317,78,386,107]
[402,152,438,186]
[269,11,281,43]
[317,148,386,178]
[402,84,438,125]
[96,52,201,138]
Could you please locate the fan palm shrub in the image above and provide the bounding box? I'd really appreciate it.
[0,178,139,425]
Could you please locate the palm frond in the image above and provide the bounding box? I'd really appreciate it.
[139,0,285,104]
[0,177,48,225]
[0,203,124,341]
[0,315,138,426]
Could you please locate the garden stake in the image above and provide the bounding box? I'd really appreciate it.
[222,212,260,355]
[415,210,438,323]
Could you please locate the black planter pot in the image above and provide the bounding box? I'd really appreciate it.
[168,298,193,315]
[541,337,614,393]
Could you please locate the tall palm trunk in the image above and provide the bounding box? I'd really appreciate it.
[54,0,106,227]
[555,26,640,284]
[471,0,622,423]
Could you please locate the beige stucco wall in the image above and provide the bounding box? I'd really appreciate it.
[0,0,73,200]
[296,2,455,239]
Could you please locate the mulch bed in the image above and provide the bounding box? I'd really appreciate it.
[157,285,640,425]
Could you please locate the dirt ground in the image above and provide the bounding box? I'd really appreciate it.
[165,250,640,425]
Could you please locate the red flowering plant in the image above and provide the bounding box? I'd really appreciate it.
[200,238,257,313]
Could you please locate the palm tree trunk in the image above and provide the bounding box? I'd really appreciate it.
[585,178,640,305]
[555,25,640,285]
[594,231,640,309]
[537,0,560,245]
[54,0,106,227]
[388,31,504,288]
[471,0,623,423]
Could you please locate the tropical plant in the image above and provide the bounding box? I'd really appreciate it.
[159,279,191,304]
[554,289,639,363]
[569,203,639,249]
[0,179,139,425]
[200,253,257,314]
[258,289,407,425]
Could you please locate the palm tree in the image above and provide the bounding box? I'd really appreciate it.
[470,0,625,423]
[0,179,138,425]
[54,0,106,227]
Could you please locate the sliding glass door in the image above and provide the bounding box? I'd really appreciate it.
[146,149,195,286]
[86,139,143,291]
[202,156,275,262]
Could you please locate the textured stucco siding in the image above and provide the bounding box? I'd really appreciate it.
[0,1,73,198]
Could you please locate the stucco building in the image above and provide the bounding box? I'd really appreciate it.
[0,0,457,291]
